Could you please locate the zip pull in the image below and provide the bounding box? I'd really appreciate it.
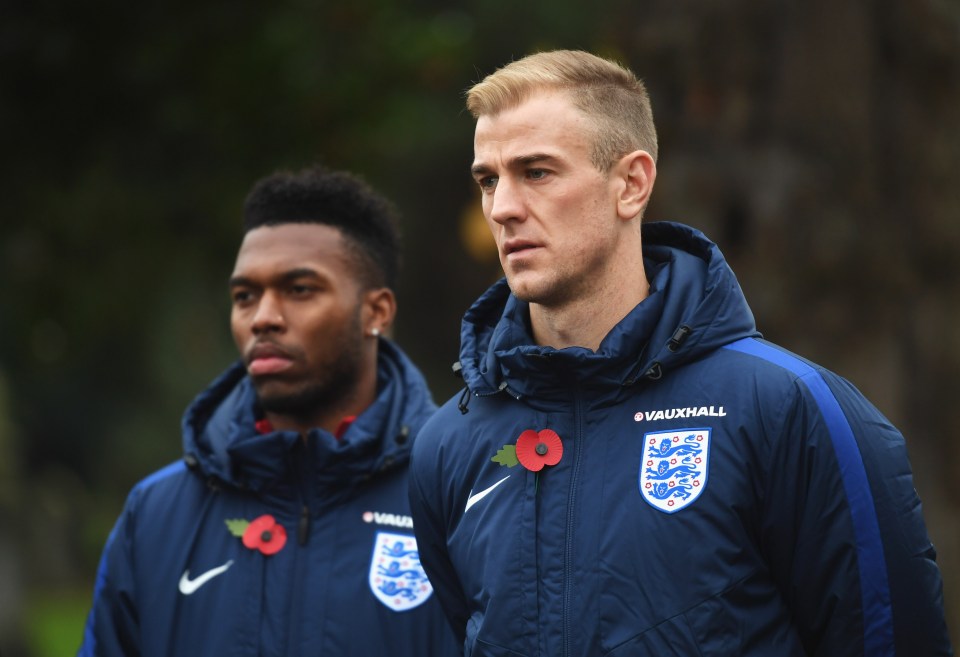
[298,505,310,546]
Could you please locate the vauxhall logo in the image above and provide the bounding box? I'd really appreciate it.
[634,406,727,422]
[362,510,414,529]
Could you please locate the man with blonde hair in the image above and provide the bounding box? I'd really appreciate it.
[410,50,952,656]
[465,49,658,172]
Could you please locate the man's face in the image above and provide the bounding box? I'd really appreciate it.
[471,89,623,308]
[229,223,367,418]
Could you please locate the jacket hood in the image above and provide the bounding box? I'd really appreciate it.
[457,221,759,402]
[181,338,436,495]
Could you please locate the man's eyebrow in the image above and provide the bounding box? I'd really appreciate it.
[470,162,493,177]
[514,153,556,166]
[278,267,322,282]
[228,268,321,288]
[471,153,558,177]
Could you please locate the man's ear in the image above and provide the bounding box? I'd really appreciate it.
[363,287,397,337]
[615,150,657,221]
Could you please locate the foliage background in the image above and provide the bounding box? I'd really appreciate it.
[1,0,957,653]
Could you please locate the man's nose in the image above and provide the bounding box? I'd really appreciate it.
[487,178,525,225]
[250,293,286,333]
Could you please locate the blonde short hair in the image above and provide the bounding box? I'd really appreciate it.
[466,50,658,170]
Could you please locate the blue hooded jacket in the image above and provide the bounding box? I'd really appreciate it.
[409,222,952,656]
[81,339,458,656]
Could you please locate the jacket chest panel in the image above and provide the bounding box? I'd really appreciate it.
[137,477,437,656]
[450,390,777,654]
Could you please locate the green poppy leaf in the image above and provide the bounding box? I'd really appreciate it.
[225,518,250,537]
[491,444,518,467]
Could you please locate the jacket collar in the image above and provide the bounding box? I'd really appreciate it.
[180,339,436,495]
[457,221,759,402]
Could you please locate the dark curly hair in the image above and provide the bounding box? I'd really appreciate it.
[243,165,401,290]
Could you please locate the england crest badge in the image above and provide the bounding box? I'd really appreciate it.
[368,531,433,611]
[639,428,711,513]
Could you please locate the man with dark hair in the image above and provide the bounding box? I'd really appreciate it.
[80,165,457,656]
[409,50,952,656]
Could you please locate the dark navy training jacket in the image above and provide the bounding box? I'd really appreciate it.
[409,221,952,656]
[80,339,458,657]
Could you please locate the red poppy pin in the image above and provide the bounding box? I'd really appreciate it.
[225,514,287,555]
[492,429,563,472]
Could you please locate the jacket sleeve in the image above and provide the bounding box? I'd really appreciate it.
[77,496,141,657]
[409,424,469,652]
[760,369,952,656]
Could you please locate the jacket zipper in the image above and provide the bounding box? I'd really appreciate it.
[298,504,310,545]
[287,439,313,652]
[562,391,585,657]
[293,438,313,547]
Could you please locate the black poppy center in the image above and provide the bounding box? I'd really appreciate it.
[261,530,273,542]
[535,442,548,456]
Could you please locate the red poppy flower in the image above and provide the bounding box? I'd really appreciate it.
[515,429,563,472]
[241,514,287,555]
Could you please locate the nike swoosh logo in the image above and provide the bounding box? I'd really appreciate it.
[464,475,511,513]
[178,560,234,595]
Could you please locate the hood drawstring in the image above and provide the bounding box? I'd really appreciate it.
[457,386,472,415]
[453,361,473,415]
[453,359,523,414]
[624,326,692,386]
[644,362,663,380]
[647,325,693,380]
[497,380,519,400]
[184,452,237,491]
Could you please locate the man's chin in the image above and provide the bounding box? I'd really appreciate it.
[254,379,347,419]
[505,273,537,301]
[254,385,311,417]
[505,276,560,306]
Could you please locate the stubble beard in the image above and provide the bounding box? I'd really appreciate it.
[506,242,611,310]
[507,266,578,310]
[255,311,366,422]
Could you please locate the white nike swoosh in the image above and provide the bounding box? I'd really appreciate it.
[178,560,234,595]
[464,475,511,513]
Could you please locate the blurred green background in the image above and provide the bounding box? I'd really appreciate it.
[2,0,958,653]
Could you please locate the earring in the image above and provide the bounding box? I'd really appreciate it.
[370,327,380,337]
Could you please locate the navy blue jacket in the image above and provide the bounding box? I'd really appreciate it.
[81,339,458,656]
[409,222,952,656]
